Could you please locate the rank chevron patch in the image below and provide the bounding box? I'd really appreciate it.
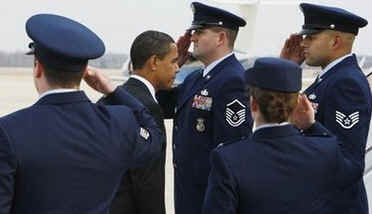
[225,99,246,127]
[335,111,359,129]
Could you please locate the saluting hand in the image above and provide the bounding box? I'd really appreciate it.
[290,94,315,130]
[280,34,305,65]
[83,66,117,95]
[177,31,192,67]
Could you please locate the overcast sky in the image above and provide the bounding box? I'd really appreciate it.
[1,0,371,56]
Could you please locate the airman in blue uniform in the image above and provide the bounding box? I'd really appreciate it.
[203,57,364,214]
[0,14,164,214]
[281,3,372,213]
[156,2,252,214]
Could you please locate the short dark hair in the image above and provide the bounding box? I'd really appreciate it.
[249,86,298,123]
[130,30,175,70]
[36,57,85,88]
[210,27,238,49]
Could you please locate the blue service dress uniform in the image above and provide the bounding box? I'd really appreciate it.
[157,54,252,214]
[304,54,372,213]
[0,88,164,214]
[203,123,364,214]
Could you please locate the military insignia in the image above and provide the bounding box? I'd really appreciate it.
[314,75,322,83]
[308,94,316,100]
[139,127,150,140]
[336,111,359,129]
[201,89,209,96]
[196,118,206,132]
[225,99,246,127]
[310,102,319,114]
[217,143,224,148]
[192,95,213,111]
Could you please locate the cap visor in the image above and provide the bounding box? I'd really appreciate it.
[25,50,34,55]
[26,42,35,55]
[298,28,322,36]
[187,24,204,31]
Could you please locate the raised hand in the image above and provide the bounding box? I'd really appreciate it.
[176,31,192,67]
[83,66,116,95]
[290,94,315,130]
[280,34,305,65]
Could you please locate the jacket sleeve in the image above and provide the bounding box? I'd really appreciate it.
[303,122,363,189]
[334,141,364,189]
[322,77,371,168]
[203,149,238,214]
[302,121,332,136]
[212,75,252,145]
[104,88,165,168]
[119,108,165,168]
[0,125,17,213]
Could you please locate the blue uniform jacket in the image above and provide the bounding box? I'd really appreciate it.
[0,89,164,214]
[203,123,363,214]
[157,54,253,214]
[304,54,372,213]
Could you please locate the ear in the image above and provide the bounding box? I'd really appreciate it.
[330,34,342,49]
[34,59,43,78]
[250,96,258,112]
[217,31,226,47]
[148,55,158,71]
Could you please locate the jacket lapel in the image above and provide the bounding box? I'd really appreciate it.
[304,54,357,95]
[177,69,203,109]
[177,54,237,110]
[124,78,156,103]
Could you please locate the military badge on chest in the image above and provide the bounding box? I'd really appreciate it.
[196,118,206,132]
[192,89,213,111]
[225,99,246,127]
[307,93,319,114]
[192,89,213,133]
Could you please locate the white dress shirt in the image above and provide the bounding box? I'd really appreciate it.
[317,53,353,81]
[253,122,290,133]
[131,74,158,103]
[202,52,234,77]
[37,89,79,102]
